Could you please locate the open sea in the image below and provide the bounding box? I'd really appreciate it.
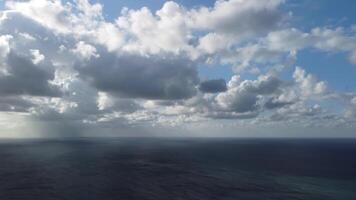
[0,138,356,200]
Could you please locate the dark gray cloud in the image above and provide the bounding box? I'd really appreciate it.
[0,52,61,97]
[78,52,199,100]
[0,96,33,112]
[264,97,294,109]
[229,91,259,113]
[199,79,227,93]
[242,75,282,95]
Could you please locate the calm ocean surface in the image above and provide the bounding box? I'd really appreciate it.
[0,138,355,200]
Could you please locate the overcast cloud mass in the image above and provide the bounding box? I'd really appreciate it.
[0,0,356,137]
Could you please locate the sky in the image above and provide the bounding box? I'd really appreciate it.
[0,0,356,138]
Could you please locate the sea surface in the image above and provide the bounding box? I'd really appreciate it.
[0,138,356,200]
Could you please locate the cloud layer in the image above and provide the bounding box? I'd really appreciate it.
[0,0,355,137]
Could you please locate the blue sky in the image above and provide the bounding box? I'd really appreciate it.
[285,0,356,29]
[0,0,356,137]
[93,0,216,18]
[284,0,356,91]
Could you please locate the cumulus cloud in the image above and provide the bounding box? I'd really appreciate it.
[293,67,327,98]
[96,91,140,113]
[71,41,99,61]
[117,2,193,56]
[215,74,284,113]
[217,89,259,113]
[30,49,45,64]
[0,52,61,96]
[97,92,113,111]
[77,52,199,100]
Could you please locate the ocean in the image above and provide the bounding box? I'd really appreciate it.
[0,138,355,200]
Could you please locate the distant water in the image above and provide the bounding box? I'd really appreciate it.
[0,138,356,200]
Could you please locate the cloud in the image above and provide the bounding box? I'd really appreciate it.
[117,2,193,56]
[0,96,34,112]
[115,0,285,58]
[96,91,140,112]
[30,49,45,64]
[199,79,227,93]
[71,41,99,61]
[0,35,12,61]
[217,89,259,113]
[5,0,73,34]
[263,27,356,65]
[0,52,61,96]
[215,74,283,113]
[242,75,282,95]
[77,52,199,100]
[293,66,327,98]
[265,28,311,51]
[264,97,294,109]
[189,0,284,36]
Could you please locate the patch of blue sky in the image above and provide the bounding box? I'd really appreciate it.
[283,0,356,30]
[91,0,216,21]
[198,63,234,81]
[296,49,356,92]
[281,0,356,92]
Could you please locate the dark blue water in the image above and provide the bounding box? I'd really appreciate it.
[0,138,356,200]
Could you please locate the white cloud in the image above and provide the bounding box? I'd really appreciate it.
[265,28,310,51]
[71,41,99,60]
[117,2,192,56]
[31,97,78,114]
[30,49,45,64]
[97,91,113,111]
[293,67,327,98]
[0,34,12,61]
[198,32,231,54]
[94,22,124,52]
[18,32,36,41]
[6,0,73,34]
